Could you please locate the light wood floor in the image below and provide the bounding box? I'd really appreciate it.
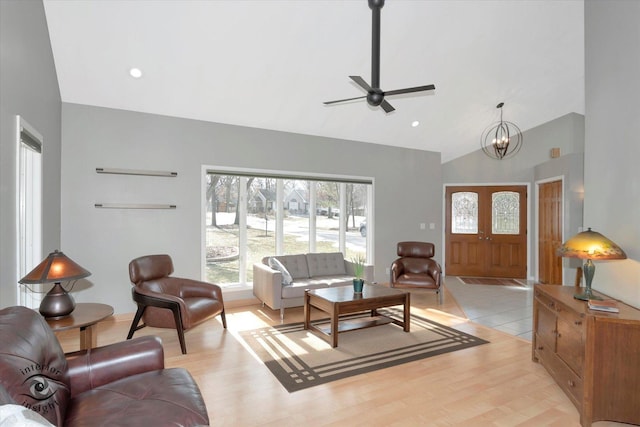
[56,288,628,427]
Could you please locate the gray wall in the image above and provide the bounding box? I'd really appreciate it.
[442,113,585,281]
[60,103,442,314]
[0,0,61,308]
[584,1,640,307]
[443,113,584,184]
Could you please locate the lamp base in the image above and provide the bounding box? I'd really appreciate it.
[573,258,603,301]
[573,291,603,301]
[39,282,76,319]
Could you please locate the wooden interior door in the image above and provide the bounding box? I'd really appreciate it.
[538,180,563,284]
[445,185,527,278]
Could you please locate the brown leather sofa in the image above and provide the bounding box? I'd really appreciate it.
[390,241,443,303]
[0,306,209,427]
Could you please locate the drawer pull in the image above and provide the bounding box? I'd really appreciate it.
[568,380,575,388]
[574,320,582,326]
[537,345,544,350]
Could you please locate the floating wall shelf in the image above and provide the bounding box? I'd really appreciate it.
[95,203,176,209]
[96,168,177,177]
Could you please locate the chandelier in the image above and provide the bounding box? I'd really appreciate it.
[480,102,523,160]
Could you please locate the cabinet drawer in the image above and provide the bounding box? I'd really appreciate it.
[554,300,585,332]
[538,340,583,411]
[555,358,583,409]
[535,291,557,311]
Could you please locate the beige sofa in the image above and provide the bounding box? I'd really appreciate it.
[253,252,374,320]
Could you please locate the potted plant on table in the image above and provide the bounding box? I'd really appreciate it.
[351,254,366,293]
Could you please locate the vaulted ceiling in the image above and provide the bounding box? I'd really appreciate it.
[43,0,584,163]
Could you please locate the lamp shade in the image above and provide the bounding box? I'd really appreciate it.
[19,250,91,318]
[19,250,91,284]
[557,228,627,260]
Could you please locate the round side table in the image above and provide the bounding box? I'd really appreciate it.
[45,302,114,350]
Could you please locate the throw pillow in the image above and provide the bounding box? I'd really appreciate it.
[268,257,293,285]
[0,404,55,427]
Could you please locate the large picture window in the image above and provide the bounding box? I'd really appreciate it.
[204,169,371,290]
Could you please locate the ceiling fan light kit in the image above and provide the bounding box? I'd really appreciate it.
[324,0,435,113]
[480,102,523,160]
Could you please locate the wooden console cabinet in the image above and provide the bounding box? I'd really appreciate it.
[532,284,640,426]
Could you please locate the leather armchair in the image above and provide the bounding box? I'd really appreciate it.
[0,306,209,427]
[127,254,226,354]
[390,241,443,303]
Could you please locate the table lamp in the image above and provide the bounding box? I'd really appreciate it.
[19,250,91,318]
[557,228,627,301]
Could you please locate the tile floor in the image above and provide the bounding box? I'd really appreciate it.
[444,276,534,341]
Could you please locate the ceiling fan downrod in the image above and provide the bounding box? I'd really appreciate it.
[369,0,383,90]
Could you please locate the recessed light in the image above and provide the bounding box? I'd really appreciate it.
[129,68,142,78]
[411,121,420,127]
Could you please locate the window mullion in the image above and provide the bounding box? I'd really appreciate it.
[339,182,346,253]
[239,177,248,284]
[309,181,317,253]
[276,179,284,255]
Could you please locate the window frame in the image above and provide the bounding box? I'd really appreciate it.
[201,165,374,294]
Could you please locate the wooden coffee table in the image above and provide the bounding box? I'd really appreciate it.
[303,284,410,348]
[45,303,114,350]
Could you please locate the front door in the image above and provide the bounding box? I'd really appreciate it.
[445,185,527,278]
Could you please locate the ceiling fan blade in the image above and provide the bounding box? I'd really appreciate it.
[380,99,395,113]
[349,76,374,92]
[323,95,367,105]
[384,84,436,97]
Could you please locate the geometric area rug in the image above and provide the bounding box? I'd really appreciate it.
[237,308,489,392]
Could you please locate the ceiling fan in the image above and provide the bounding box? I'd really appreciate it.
[324,0,435,113]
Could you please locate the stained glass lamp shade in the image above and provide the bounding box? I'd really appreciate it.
[19,250,91,318]
[557,228,627,300]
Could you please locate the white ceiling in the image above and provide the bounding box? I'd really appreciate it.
[43,0,585,163]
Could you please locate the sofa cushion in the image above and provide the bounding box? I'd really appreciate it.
[281,277,353,299]
[306,252,347,277]
[268,257,293,285]
[268,254,309,279]
[64,368,208,426]
[0,404,55,426]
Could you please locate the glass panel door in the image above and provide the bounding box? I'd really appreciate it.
[492,191,520,234]
[452,191,478,234]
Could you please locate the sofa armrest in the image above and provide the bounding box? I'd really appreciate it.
[66,336,164,397]
[427,260,442,287]
[177,277,224,301]
[390,260,405,283]
[252,262,283,310]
